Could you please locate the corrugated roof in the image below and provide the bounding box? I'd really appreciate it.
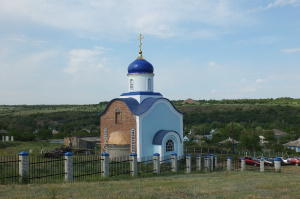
[218,138,239,144]
[273,129,288,136]
[100,97,183,116]
[283,139,300,147]
[152,130,182,145]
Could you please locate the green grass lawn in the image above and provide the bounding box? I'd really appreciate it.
[0,141,64,155]
[0,167,299,199]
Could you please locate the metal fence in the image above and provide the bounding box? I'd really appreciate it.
[160,155,172,174]
[184,147,288,159]
[231,156,241,171]
[0,154,19,184]
[73,155,102,181]
[216,156,227,170]
[0,151,279,184]
[178,155,187,171]
[29,156,65,183]
[109,156,131,177]
[138,156,154,175]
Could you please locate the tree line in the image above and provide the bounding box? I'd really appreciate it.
[0,98,299,153]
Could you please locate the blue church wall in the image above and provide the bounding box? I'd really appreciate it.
[140,102,182,157]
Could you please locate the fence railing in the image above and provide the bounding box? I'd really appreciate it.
[0,154,19,184]
[29,156,65,183]
[138,155,154,175]
[160,155,172,174]
[184,147,288,158]
[177,155,187,171]
[0,151,283,184]
[109,156,131,177]
[73,155,102,181]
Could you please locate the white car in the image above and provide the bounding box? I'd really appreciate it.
[280,157,291,165]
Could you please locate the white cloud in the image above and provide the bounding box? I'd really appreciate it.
[5,35,26,43]
[208,61,216,66]
[63,47,111,82]
[248,0,300,13]
[233,36,281,46]
[265,0,300,9]
[256,79,267,83]
[0,0,252,39]
[282,48,300,53]
[0,49,59,80]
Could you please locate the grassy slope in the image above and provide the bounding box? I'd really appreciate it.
[0,167,299,199]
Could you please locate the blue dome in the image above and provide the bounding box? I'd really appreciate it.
[128,59,154,74]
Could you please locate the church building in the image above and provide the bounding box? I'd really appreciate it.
[100,35,183,160]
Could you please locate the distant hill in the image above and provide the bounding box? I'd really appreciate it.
[1,98,300,138]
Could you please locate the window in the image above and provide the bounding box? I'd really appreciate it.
[104,128,107,141]
[130,79,133,91]
[115,108,121,124]
[131,129,135,153]
[166,139,174,152]
[147,78,151,91]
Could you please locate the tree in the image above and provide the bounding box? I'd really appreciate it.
[278,134,295,145]
[37,128,52,140]
[6,130,35,141]
[22,132,35,141]
[211,132,224,144]
[191,123,211,135]
[7,130,24,141]
[53,132,69,139]
[238,131,261,151]
[263,130,276,142]
[271,143,284,151]
[263,130,277,148]
[223,140,233,149]
[220,122,245,141]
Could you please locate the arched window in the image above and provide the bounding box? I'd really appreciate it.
[115,108,121,124]
[166,139,174,152]
[104,128,107,141]
[131,129,135,153]
[147,78,151,91]
[130,79,134,91]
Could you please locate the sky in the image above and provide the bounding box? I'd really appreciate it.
[0,0,300,105]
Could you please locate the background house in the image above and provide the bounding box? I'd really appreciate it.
[218,137,239,148]
[283,138,300,152]
[273,129,288,139]
[64,136,100,149]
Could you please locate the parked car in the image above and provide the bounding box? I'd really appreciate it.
[256,157,274,166]
[278,157,291,165]
[239,156,260,166]
[287,158,300,166]
[271,157,285,166]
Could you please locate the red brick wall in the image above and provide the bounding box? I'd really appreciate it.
[100,99,137,154]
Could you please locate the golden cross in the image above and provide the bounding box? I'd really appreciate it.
[138,34,144,52]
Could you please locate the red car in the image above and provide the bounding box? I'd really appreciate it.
[288,158,300,166]
[239,156,260,166]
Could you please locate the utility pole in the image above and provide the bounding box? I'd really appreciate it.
[231,121,235,155]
